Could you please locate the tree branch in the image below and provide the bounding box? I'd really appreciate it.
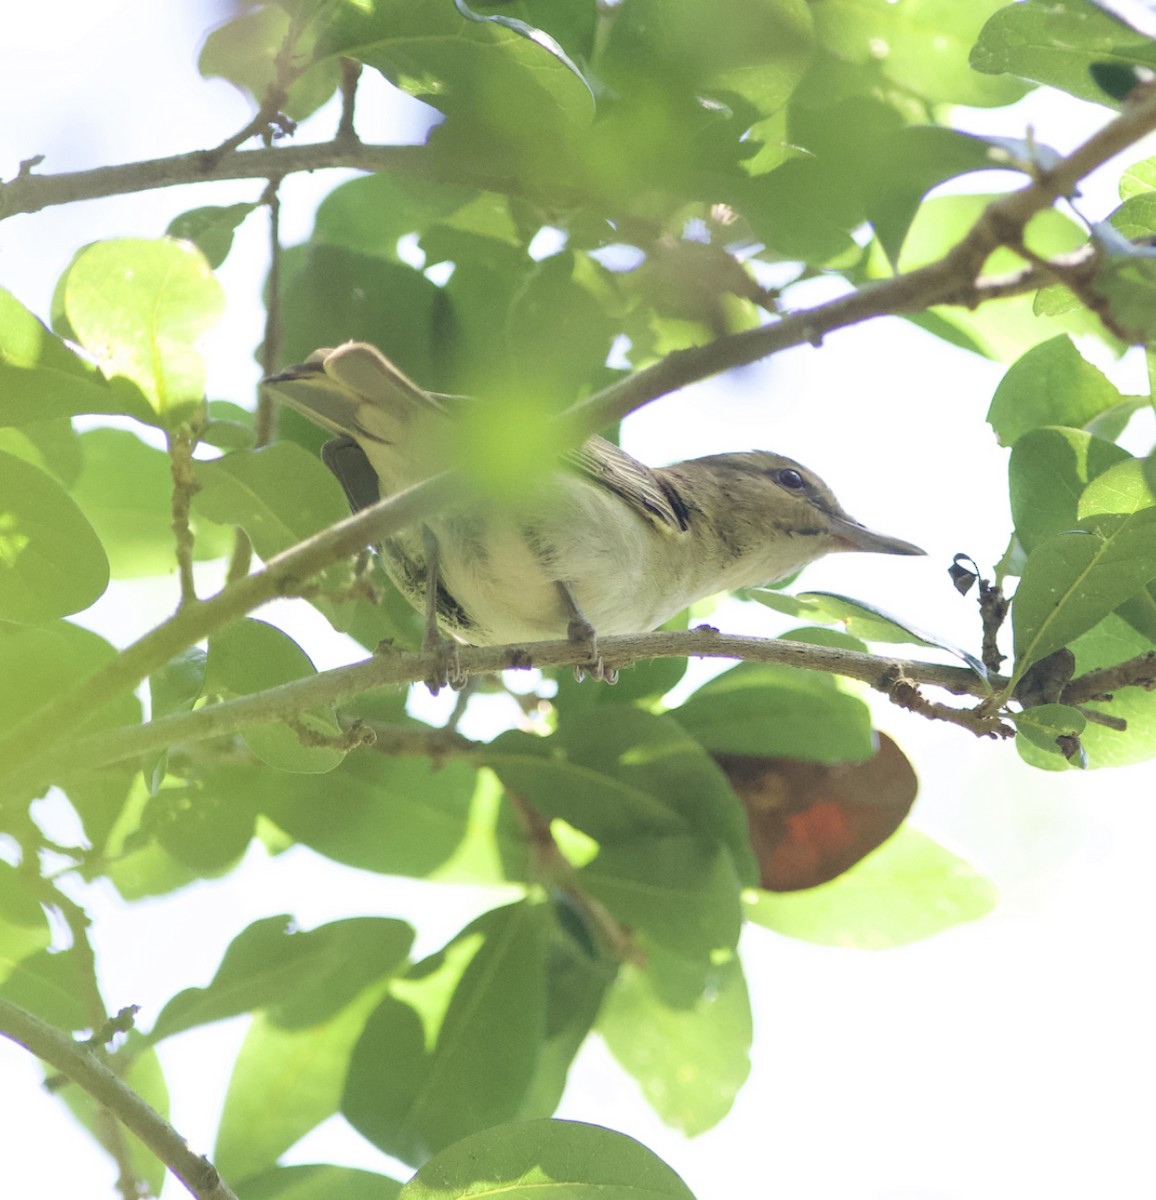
[0,999,239,1200]
[26,629,987,788]
[566,87,1156,432]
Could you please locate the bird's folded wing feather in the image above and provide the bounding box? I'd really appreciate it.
[566,436,691,533]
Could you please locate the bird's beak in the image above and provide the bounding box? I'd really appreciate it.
[828,515,926,557]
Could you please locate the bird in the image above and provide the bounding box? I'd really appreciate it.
[263,341,925,687]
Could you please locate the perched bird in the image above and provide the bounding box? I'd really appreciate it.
[264,342,924,684]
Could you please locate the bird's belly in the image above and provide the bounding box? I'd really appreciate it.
[427,496,684,645]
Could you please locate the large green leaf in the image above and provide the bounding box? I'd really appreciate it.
[399,1119,697,1200]
[599,955,750,1136]
[317,0,594,141]
[214,981,399,1182]
[0,621,139,738]
[0,449,109,622]
[673,661,874,762]
[972,0,1156,106]
[192,442,349,562]
[56,238,224,426]
[151,916,414,1041]
[600,0,814,116]
[745,826,996,947]
[199,5,340,121]
[344,901,548,1164]
[1011,508,1156,677]
[1009,427,1133,553]
[988,336,1133,447]
[255,752,501,880]
[816,0,1030,106]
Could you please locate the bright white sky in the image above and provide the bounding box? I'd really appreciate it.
[3,4,1156,1199]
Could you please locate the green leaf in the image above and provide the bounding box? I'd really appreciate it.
[199,5,340,120]
[71,428,232,578]
[255,753,500,880]
[167,203,258,269]
[1121,154,1156,200]
[57,238,224,426]
[817,0,1030,107]
[988,336,1129,447]
[579,836,743,963]
[0,621,139,738]
[278,243,453,387]
[316,0,595,141]
[601,0,814,117]
[206,618,345,773]
[398,1119,697,1200]
[1091,209,1156,340]
[0,419,82,486]
[313,173,521,259]
[599,955,750,1136]
[1009,427,1133,554]
[1011,508,1156,677]
[0,449,109,622]
[192,442,350,562]
[1013,702,1087,762]
[745,826,997,947]
[214,981,400,1181]
[1078,456,1156,520]
[149,647,207,722]
[1062,614,1156,766]
[0,946,91,1029]
[236,1165,402,1200]
[513,900,612,1121]
[673,661,874,762]
[972,0,1156,106]
[0,287,132,425]
[151,916,414,1041]
[343,901,548,1164]
[0,863,50,984]
[486,708,756,883]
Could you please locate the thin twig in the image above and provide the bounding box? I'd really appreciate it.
[255,176,283,447]
[168,422,203,607]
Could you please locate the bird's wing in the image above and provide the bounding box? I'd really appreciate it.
[566,435,692,533]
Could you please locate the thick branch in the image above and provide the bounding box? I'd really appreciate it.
[31,629,987,787]
[0,999,238,1200]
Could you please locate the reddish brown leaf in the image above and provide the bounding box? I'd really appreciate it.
[716,734,917,892]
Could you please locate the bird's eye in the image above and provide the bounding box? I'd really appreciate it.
[775,468,806,490]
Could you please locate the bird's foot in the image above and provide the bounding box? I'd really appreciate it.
[568,614,618,685]
[422,632,467,695]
